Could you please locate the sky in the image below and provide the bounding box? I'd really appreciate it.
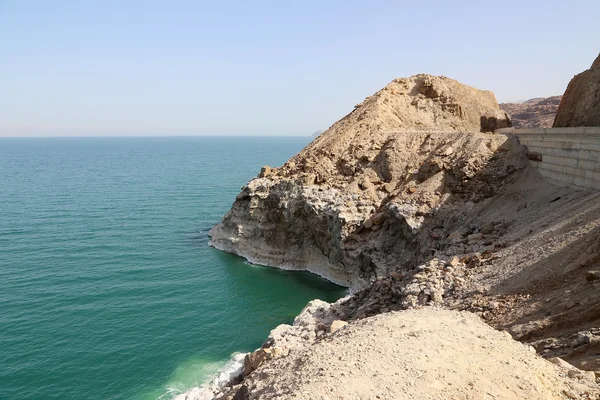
[0,1,598,137]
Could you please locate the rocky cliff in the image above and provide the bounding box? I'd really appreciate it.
[500,96,562,128]
[209,74,512,288]
[554,53,600,127]
[198,68,600,400]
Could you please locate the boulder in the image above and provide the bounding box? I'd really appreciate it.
[329,320,348,333]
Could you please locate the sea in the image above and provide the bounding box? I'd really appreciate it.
[0,137,346,400]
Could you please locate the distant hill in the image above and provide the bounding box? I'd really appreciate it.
[312,130,324,137]
[500,96,562,128]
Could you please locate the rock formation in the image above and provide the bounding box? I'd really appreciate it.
[500,96,562,128]
[209,74,513,287]
[554,53,600,127]
[197,67,600,400]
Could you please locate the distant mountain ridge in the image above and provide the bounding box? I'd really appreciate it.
[500,96,562,128]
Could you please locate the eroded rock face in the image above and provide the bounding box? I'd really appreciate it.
[554,53,600,127]
[209,74,517,288]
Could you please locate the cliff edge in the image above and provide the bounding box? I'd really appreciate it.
[209,74,513,287]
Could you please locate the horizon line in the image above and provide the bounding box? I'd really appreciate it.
[0,134,315,139]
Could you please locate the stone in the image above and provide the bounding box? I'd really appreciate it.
[467,233,484,242]
[568,369,586,379]
[330,320,348,334]
[449,256,460,267]
[448,231,462,242]
[481,222,494,235]
[431,288,444,303]
[243,349,269,376]
[586,270,600,282]
[363,218,374,230]
[384,181,397,193]
[461,253,482,268]
[549,357,577,371]
[301,173,316,186]
[442,146,453,156]
[573,331,592,347]
[259,166,272,178]
[372,212,386,225]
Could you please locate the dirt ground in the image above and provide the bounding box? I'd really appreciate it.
[235,309,599,400]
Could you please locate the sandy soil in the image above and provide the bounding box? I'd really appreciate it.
[234,309,598,399]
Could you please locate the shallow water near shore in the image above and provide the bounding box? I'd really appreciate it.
[0,136,346,400]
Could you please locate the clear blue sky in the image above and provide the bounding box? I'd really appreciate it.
[1,0,598,136]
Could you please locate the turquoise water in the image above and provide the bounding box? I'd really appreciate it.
[0,137,346,400]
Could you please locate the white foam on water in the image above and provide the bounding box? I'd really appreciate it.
[168,352,247,400]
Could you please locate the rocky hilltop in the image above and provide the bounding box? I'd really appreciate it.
[554,53,600,127]
[500,96,562,128]
[202,69,600,399]
[209,74,512,287]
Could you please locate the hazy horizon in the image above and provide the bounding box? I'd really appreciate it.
[1,0,598,137]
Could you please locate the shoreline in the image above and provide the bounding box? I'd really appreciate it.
[171,255,352,400]
[207,238,356,288]
[171,353,247,400]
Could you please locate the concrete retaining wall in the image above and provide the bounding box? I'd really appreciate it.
[495,127,600,190]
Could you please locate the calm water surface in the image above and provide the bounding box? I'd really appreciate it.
[0,137,346,400]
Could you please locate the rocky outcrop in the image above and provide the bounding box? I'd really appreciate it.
[500,96,562,128]
[554,53,600,127]
[229,309,599,400]
[209,74,515,288]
